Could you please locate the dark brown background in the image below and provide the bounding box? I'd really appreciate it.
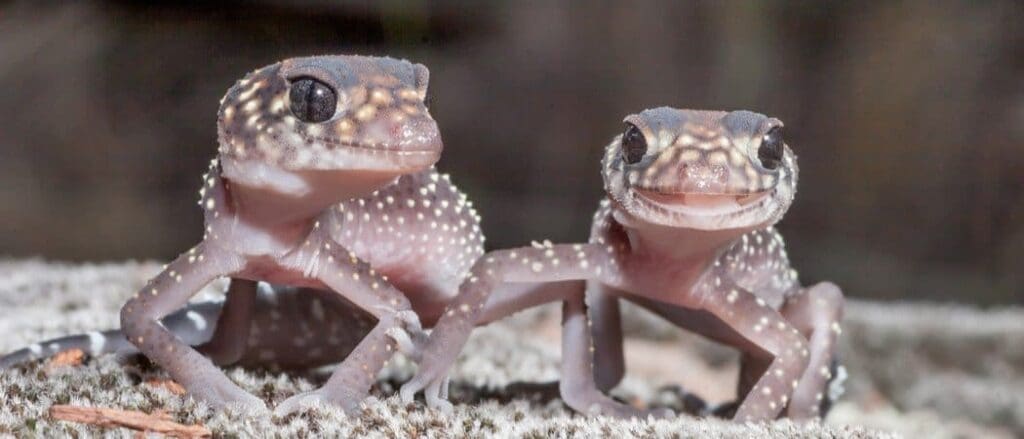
[1,1,1021,304]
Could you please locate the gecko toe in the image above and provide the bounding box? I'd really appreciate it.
[399,378,425,404]
[425,377,453,413]
[385,327,417,357]
[274,388,365,417]
[185,372,267,412]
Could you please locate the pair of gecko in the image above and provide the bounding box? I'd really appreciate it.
[0,55,844,422]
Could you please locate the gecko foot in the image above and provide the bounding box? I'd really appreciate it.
[385,310,428,362]
[399,371,453,412]
[186,372,268,413]
[274,387,366,416]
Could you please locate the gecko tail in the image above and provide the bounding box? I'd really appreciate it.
[0,328,135,369]
[0,301,224,369]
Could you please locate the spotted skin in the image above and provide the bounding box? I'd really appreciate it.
[0,162,486,411]
[110,55,485,414]
[402,108,845,422]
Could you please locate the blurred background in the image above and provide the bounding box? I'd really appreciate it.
[1,1,1021,305]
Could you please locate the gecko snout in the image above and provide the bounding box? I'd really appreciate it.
[678,161,731,193]
[392,113,442,154]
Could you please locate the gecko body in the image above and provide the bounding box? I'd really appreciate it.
[2,167,483,373]
[0,55,488,415]
[402,108,845,422]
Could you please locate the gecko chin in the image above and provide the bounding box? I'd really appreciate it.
[627,187,783,231]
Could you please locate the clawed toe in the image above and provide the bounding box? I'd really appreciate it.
[425,378,453,413]
[399,381,420,404]
[274,391,325,417]
[399,375,453,412]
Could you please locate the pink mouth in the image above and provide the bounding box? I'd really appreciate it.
[633,189,770,216]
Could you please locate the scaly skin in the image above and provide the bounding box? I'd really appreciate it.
[12,55,489,415]
[402,108,845,422]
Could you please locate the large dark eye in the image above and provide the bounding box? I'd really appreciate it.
[289,77,336,123]
[621,123,647,164]
[757,126,785,170]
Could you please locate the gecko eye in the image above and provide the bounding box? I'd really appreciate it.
[289,77,336,123]
[757,126,784,170]
[621,123,647,164]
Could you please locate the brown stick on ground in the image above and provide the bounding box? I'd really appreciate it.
[49,405,211,438]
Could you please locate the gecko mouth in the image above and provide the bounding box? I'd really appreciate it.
[282,137,442,172]
[631,188,771,216]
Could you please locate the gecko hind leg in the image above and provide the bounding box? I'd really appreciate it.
[196,278,257,366]
[779,282,844,419]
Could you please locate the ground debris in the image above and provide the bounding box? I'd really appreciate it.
[48,404,210,438]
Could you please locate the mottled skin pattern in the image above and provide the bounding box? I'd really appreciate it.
[6,55,488,415]
[402,108,845,422]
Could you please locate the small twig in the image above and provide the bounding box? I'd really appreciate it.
[49,405,211,438]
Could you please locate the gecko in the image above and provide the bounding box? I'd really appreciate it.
[36,54,492,415]
[400,108,845,422]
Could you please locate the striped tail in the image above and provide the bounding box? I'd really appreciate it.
[0,301,224,369]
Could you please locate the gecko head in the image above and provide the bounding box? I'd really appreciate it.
[602,107,798,231]
[216,55,440,180]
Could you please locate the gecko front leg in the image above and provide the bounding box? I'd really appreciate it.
[274,239,425,416]
[120,242,267,411]
[695,278,810,421]
[780,282,844,418]
[587,283,626,393]
[401,243,665,418]
[561,289,674,418]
